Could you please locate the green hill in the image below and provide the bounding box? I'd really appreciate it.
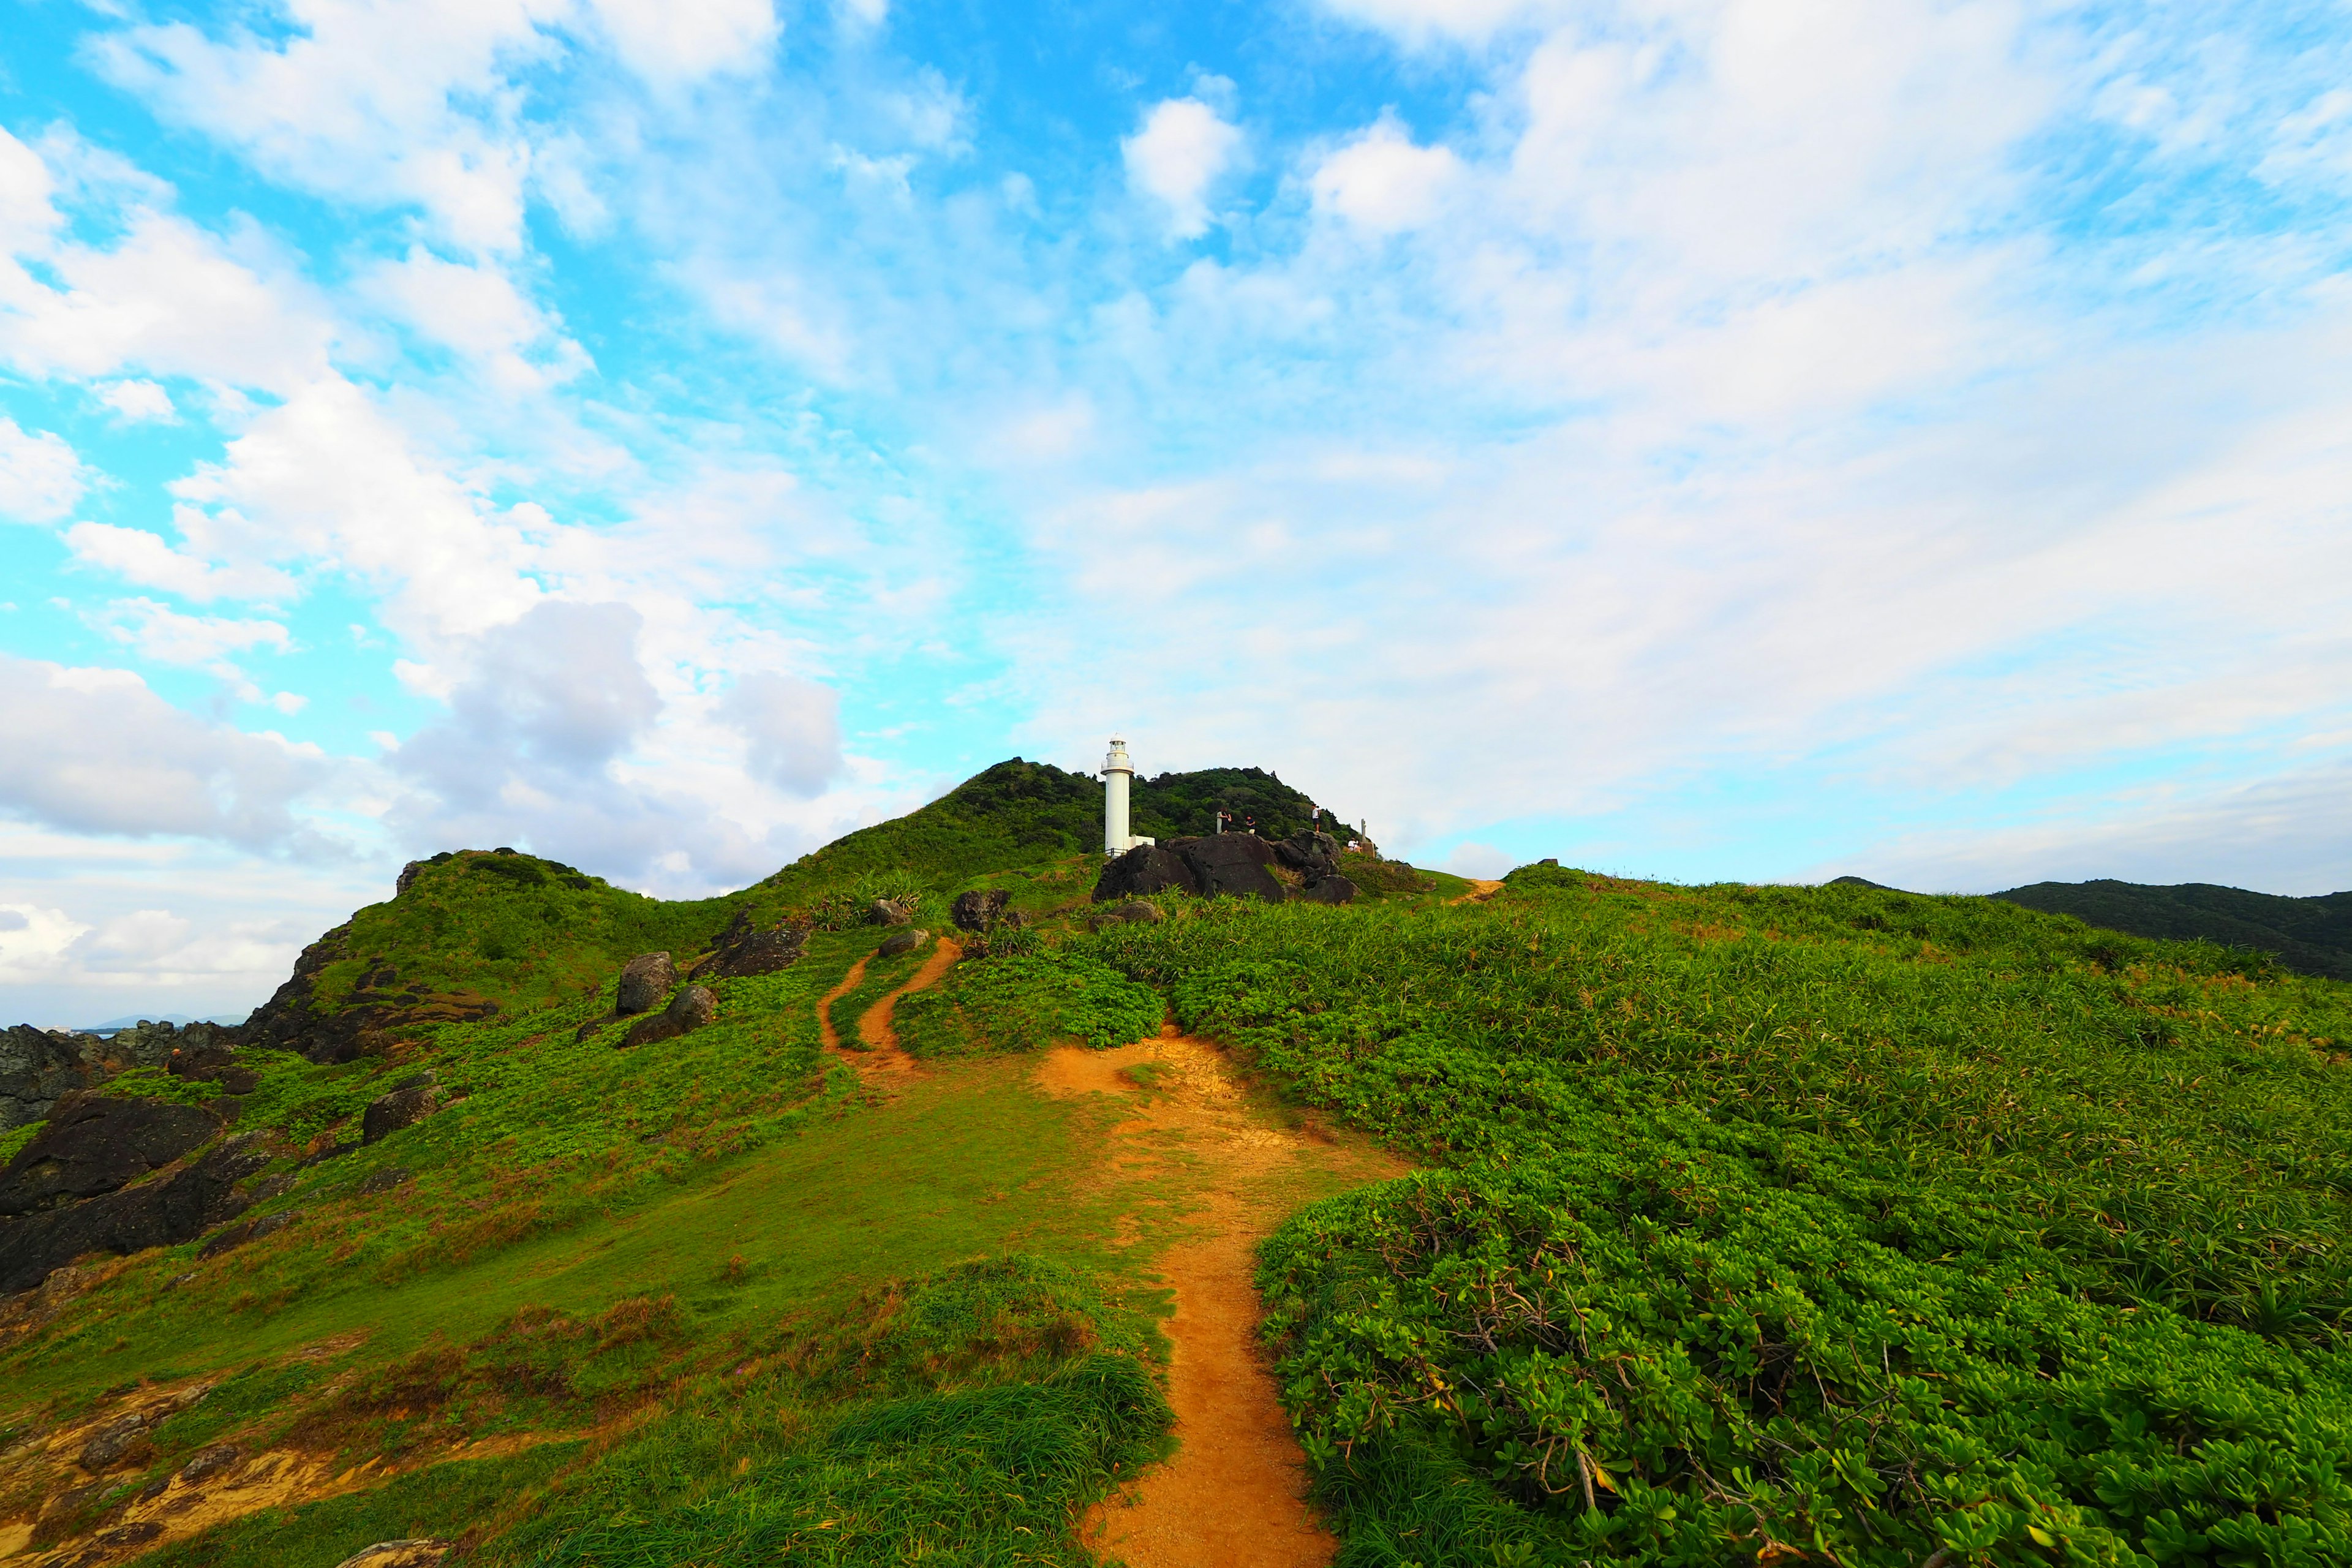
[2,779,2349,1567]
[1991,877,2352,981]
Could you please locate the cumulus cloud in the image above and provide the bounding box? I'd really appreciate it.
[1310,114,1461,232]
[0,655,332,851]
[89,598,292,689]
[388,600,676,863]
[582,0,780,88]
[64,518,300,603]
[1124,98,1243,239]
[96,379,176,421]
[723,671,844,797]
[355,246,590,390]
[0,417,85,523]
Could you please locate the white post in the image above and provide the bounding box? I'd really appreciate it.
[1102,736,1133,856]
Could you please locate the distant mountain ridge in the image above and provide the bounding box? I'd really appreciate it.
[1987,879,2352,981]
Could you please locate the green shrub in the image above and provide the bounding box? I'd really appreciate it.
[894,950,1161,1058]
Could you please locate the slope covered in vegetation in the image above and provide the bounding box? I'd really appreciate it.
[2,774,2348,1567]
[1992,877,2352,981]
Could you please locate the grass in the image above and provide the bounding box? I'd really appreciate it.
[16,761,2352,1567]
[1082,870,2352,1566]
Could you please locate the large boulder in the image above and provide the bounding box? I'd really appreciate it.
[689,911,807,980]
[1179,834,1291,901]
[1296,876,1359,905]
[361,1073,443,1145]
[0,1096,224,1218]
[951,889,1011,933]
[869,898,913,927]
[878,928,928,958]
[620,985,717,1049]
[0,1134,269,1294]
[616,953,677,1016]
[0,1025,105,1132]
[1092,844,1203,903]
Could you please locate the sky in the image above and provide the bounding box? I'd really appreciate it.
[1,0,2348,1025]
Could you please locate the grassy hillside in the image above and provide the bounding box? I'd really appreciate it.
[1992,877,2352,981]
[752,756,1349,905]
[1088,870,2352,1566]
[6,776,2351,1566]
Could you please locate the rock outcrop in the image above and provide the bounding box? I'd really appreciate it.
[1,1025,107,1131]
[361,1073,443,1144]
[620,985,717,1049]
[0,1133,270,1294]
[241,924,498,1065]
[878,928,928,958]
[1092,831,1357,907]
[617,953,677,1016]
[951,889,1012,932]
[869,898,913,927]
[688,911,807,980]
[0,1096,225,1218]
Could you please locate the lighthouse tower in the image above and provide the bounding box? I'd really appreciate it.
[1101,736,1156,857]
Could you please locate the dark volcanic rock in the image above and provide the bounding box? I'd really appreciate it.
[878,928,927,958]
[951,889,1012,932]
[0,1134,269,1294]
[0,1025,105,1132]
[616,952,677,1016]
[1091,834,1308,905]
[1180,834,1291,901]
[689,911,807,981]
[179,1443,243,1483]
[1091,844,1202,902]
[361,1076,442,1144]
[1275,831,1343,881]
[0,1096,224,1218]
[1297,875,1359,905]
[357,1167,413,1197]
[242,923,497,1065]
[620,984,717,1049]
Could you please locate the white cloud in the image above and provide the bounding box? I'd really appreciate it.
[0,417,85,522]
[1311,114,1461,233]
[64,518,300,603]
[0,655,333,851]
[96,379,176,421]
[1318,0,1557,47]
[91,598,293,682]
[0,205,338,390]
[0,904,93,986]
[582,0,780,87]
[1440,841,1514,878]
[723,671,843,797]
[356,246,590,390]
[166,374,547,644]
[1124,98,1244,239]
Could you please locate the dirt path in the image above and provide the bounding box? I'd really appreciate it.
[1450,877,1504,905]
[815,937,963,1078]
[856,937,962,1065]
[815,954,870,1053]
[1041,1032,1406,1568]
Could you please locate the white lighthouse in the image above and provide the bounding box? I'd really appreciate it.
[1101,736,1156,857]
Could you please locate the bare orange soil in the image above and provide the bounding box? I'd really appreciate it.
[1041,1032,1408,1568]
[1451,877,1505,905]
[858,937,961,1064]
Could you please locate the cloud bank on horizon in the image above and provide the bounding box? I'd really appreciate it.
[1,0,2347,1021]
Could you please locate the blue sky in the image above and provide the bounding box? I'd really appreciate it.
[2,0,2350,1023]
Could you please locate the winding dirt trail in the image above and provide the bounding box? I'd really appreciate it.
[1041,1031,1407,1568]
[815,937,963,1077]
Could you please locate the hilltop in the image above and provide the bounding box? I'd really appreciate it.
[1991,877,2352,981]
[0,775,2346,1567]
